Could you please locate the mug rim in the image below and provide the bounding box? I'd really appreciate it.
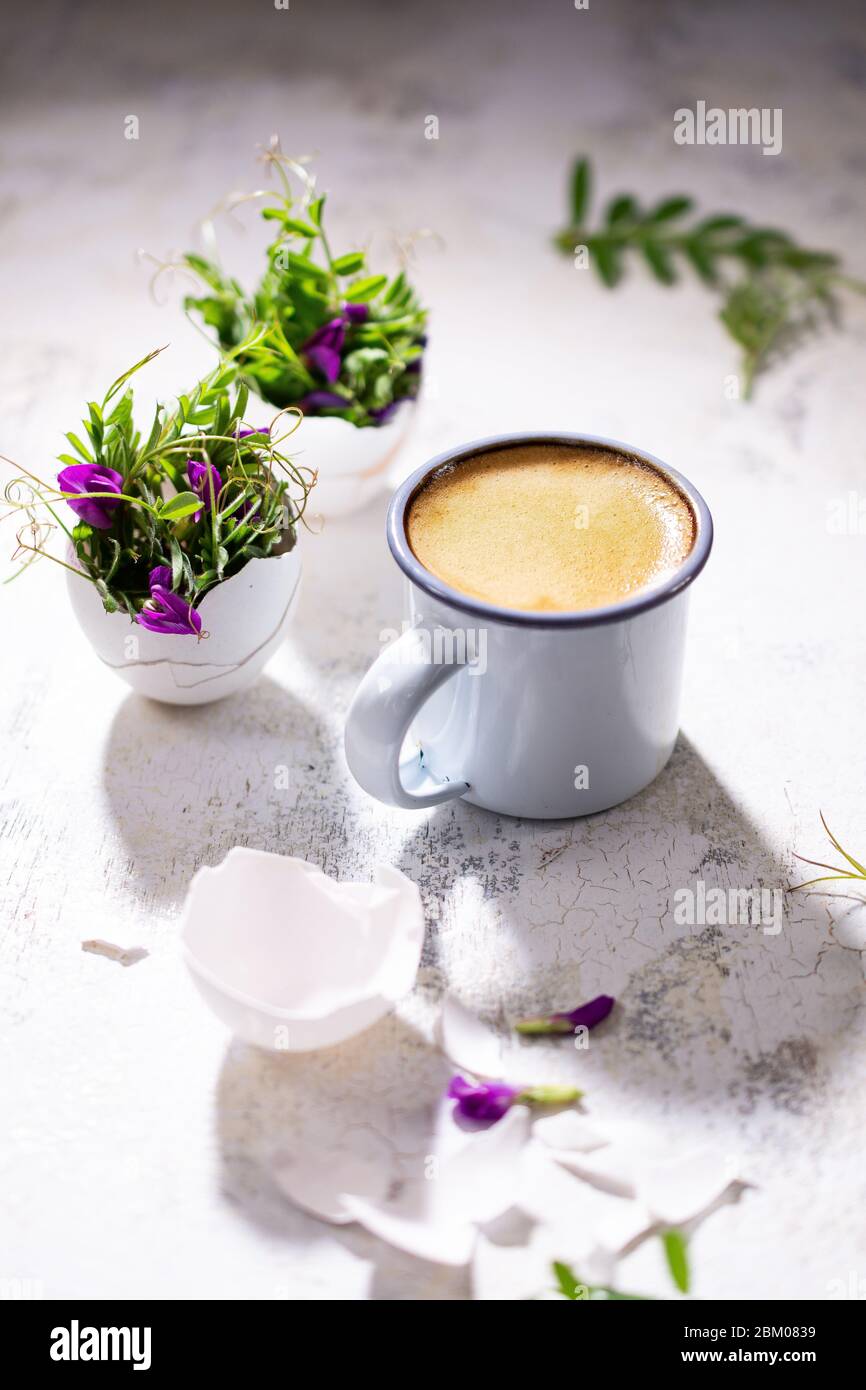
[387,431,714,629]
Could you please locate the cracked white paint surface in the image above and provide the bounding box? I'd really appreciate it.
[1,0,866,1300]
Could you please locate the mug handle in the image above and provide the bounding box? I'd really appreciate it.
[344,623,470,809]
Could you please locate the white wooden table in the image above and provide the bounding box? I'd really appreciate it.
[2,0,865,1300]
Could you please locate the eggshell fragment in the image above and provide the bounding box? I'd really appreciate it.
[272,1128,394,1224]
[181,849,425,1051]
[342,1105,530,1266]
[437,995,507,1079]
[532,1110,609,1153]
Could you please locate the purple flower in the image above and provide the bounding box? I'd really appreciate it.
[448,1076,520,1123]
[514,994,616,1037]
[186,459,223,521]
[343,303,369,324]
[301,317,345,383]
[136,585,202,637]
[447,1076,582,1125]
[369,397,410,426]
[297,390,348,412]
[57,463,124,529]
[234,425,270,440]
[148,565,172,592]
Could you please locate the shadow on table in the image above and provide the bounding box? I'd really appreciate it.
[393,733,862,1116]
[100,674,327,910]
[213,1014,470,1300]
[201,731,861,1293]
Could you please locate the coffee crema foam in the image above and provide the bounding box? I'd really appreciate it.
[406,444,696,613]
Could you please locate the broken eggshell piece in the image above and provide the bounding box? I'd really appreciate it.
[181,848,425,1051]
[66,545,302,705]
[343,1104,531,1266]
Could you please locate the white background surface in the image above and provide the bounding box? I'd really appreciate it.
[2,0,866,1299]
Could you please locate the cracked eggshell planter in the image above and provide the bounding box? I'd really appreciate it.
[66,544,302,705]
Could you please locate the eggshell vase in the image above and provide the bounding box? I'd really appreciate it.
[297,407,415,518]
[66,545,302,705]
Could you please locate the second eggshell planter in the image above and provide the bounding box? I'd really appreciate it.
[296,407,416,518]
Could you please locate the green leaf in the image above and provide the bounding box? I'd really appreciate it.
[332,252,366,276]
[102,344,167,405]
[95,578,118,613]
[383,271,407,305]
[345,274,388,303]
[662,1229,690,1293]
[646,195,694,223]
[683,238,718,284]
[552,1262,582,1300]
[106,390,133,431]
[285,253,331,285]
[159,491,202,523]
[570,158,591,224]
[308,195,326,227]
[734,234,774,268]
[65,431,94,463]
[779,247,839,273]
[641,240,677,285]
[693,214,744,237]
[606,194,638,225]
[588,238,622,287]
[279,216,319,237]
[261,209,318,235]
[169,536,183,590]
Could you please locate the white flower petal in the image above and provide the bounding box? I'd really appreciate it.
[182,848,424,1051]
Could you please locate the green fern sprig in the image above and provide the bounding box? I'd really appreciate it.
[555,157,865,397]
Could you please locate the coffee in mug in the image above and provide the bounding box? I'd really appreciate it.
[406,443,696,614]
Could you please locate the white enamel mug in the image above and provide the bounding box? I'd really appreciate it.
[344,433,713,819]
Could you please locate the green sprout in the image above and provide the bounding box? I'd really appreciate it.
[1,340,314,620]
[791,813,866,896]
[174,137,427,427]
